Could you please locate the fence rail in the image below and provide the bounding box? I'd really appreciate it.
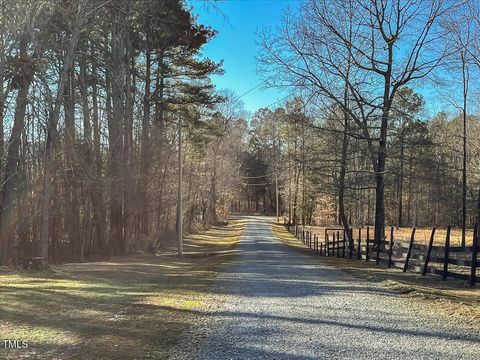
[285,222,479,287]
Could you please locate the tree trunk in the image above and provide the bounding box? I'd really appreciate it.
[373,105,391,248]
[64,68,81,260]
[140,48,151,241]
[0,37,31,265]
[461,53,468,247]
[122,27,134,255]
[339,67,350,238]
[108,16,126,255]
[79,42,94,259]
[398,136,405,227]
[90,45,105,253]
[39,2,86,267]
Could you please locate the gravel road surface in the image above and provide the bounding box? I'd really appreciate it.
[170,216,480,359]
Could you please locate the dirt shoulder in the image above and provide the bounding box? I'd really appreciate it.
[272,222,480,322]
[0,220,245,360]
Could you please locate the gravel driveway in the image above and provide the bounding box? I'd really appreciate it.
[170,216,480,359]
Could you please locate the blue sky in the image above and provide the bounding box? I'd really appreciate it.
[191,0,300,114]
[190,0,468,118]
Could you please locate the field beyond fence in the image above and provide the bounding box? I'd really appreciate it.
[285,222,479,287]
[303,225,474,247]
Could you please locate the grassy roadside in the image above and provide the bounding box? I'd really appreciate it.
[0,220,245,360]
[272,222,480,321]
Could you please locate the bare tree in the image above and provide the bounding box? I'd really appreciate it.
[259,0,456,245]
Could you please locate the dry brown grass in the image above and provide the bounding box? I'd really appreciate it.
[272,222,480,322]
[0,220,245,360]
[302,225,473,246]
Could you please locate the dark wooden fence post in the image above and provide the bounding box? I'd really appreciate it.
[357,228,361,260]
[333,232,337,257]
[376,229,382,265]
[388,226,394,268]
[422,228,436,276]
[337,231,341,257]
[342,230,346,258]
[442,226,451,280]
[333,231,336,256]
[349,228,354,259]
[403,227,416,272]
[366,226,370,262]
[375,226,382,266]
[334,233,337,256]
[469,223,478,287]
[326,233,330,256]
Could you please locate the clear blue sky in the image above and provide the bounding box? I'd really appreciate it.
[191,0,300,114]
[190,1,461,118]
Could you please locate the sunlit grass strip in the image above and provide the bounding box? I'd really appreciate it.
[0,219,245,359]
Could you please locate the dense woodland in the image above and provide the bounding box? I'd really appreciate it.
[251,0,480,247]
[0,0,248,265]
[2,0,480,266]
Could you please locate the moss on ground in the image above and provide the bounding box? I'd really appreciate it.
[0,220,245,359]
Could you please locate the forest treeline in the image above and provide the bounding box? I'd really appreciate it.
[243,96,480,232]
[0,0,248,265]
[246,0,480,247]
[3,0,480,266]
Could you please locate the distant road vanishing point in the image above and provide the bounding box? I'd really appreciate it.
[170,216,480,360]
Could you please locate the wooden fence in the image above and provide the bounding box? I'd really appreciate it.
[285,222,479,287]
